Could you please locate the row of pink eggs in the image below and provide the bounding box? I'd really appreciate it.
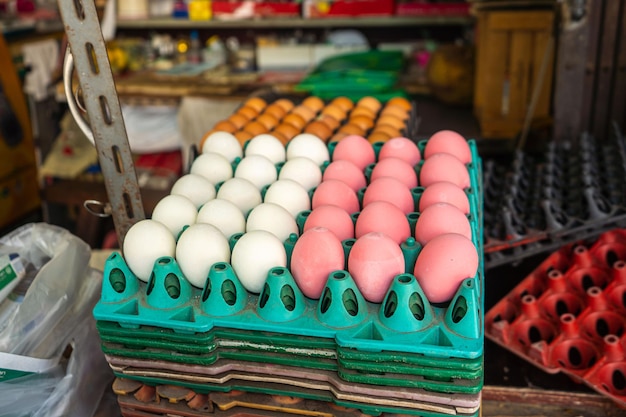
[121,129,479,306]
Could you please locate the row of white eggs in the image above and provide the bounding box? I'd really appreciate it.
[123,129,478,304]
[123,132,327,295]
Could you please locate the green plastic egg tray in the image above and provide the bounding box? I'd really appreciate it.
[94,139,484,385]
[96,322,483,390]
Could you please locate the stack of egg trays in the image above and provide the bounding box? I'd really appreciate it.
[112,377,478,417]
[483,125,626,269]
[93,139,484,416]
[485,228,626,407]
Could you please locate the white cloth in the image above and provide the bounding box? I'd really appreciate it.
[22,39,59,101]
[121,104,183,154]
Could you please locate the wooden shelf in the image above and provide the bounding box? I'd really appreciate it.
[116,15,474,30]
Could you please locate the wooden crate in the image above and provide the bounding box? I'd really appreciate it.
[473,9,555,139]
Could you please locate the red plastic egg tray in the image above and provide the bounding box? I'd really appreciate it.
[485,228,626,407]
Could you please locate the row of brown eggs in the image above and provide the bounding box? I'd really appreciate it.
[201,95,413,149]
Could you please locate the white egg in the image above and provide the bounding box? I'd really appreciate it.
[196,198,246,239]
[287,133,330,166]
[216,177,262,216]
[190,152,233,185]
[231,230,287,293]
[246,203,299,242]
[234,155,278,190]
[263,179,311,218]
[123,219,176,282]
[175,223,231,288]
[151,194,198,238]
[201,131,242,162]
[278,157,322,191]
[170,174,215,209]
[245,134,286,164]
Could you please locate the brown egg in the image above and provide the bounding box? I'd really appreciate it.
[282,113,307,130]
[318,114,340,131]
[273,123,300,141]
[376,114,406,131]
[291,105,317,122]
[386,96,412,111]
[291,105,317,123]
[234,130,254,146]
[373,124,402,139]
[302,96,325,113]
[243,121,268,136]
[244,97,268,113]
[356,96,382,114]
[368,131,392,144]
[349,106,377,120]
[264,103,288,121]
[380,104,409,121]
[271,130,290,146]
[321,104,347,123]
[213,120,238,133]
[331,96,354,112]
[338,123,366,136]
[256,113,279,130]
[237,106,259,120]
[228,113,249,129]
[274,98,295,113]
[304,121,333,142]
[329,132,349,143]
[348,115,375,131]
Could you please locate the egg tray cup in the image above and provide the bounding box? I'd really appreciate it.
[485,228,626,408]
[96,321,484,379]
[105,354,482,413]
[113,378,481,417]
[482,127,626,269]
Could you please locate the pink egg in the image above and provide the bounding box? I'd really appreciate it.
[355,200,411,245]
[419,181,470,214]
[378,137,421,166]
[370,157,418,189]
[332,135,376,171]
[304,205,355,241]
[424,130,472,164]
[348,232,405,303]
[322,160,367,192]
[414,203,472,245]
[419,153,470,189]
[413,233,479,303]
[291,227,345,299]
[312,179,360,214]
[362,177,414,215]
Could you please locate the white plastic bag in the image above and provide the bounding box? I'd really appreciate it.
[0,223,114,417]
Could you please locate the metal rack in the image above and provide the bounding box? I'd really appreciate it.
[58,0,144,247]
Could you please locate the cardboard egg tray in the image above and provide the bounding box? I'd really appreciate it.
[483,127,626,268]
[112,377,481,417]
[485,228,626,407]
[94,137,484,413]
[105,354,482,414]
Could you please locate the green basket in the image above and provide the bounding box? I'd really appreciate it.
[295,50,407,101]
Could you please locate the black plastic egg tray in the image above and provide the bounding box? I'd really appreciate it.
[485,228,626,408]
[482,126,626,268]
